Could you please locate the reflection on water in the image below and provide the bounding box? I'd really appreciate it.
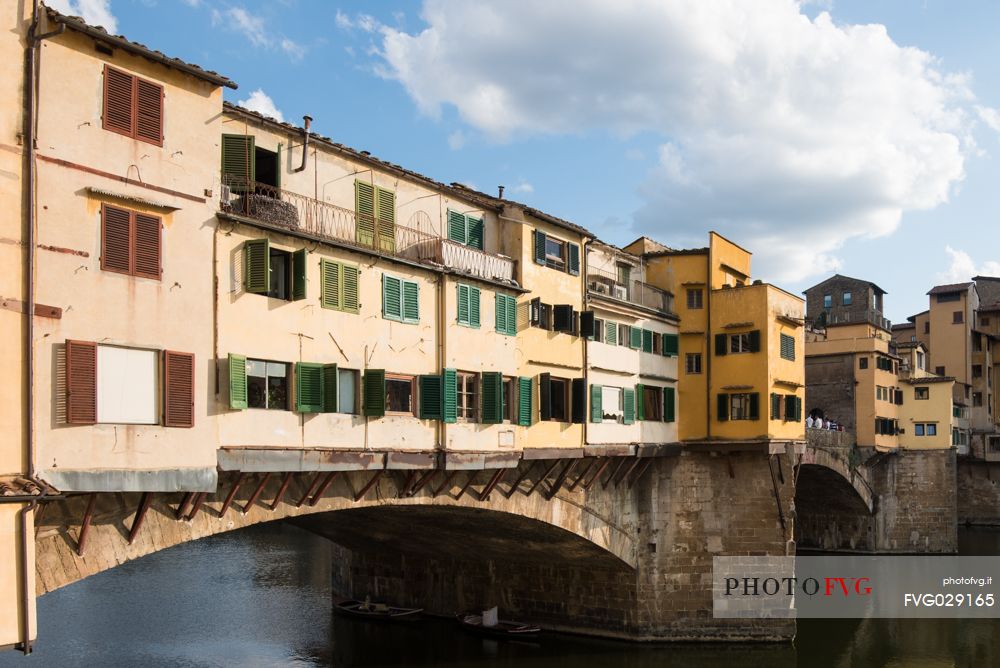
[2,523,999,667]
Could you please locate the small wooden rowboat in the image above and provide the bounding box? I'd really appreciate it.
[334,598,423,621]
[457,612,541,638]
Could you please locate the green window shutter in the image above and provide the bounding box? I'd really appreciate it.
[292,249,308,301]
[642,329,653,353]
[447,210,467,244]
[664,387,675,423]
[795,396,803,421]
[468,217,484,250]
[419,375,443,420]
[402,280,420,323]
[567,243,580,276]
[590,384,602,423]
[630,326,642,349]
[495,293,507,334]
[481,372,503,424]
[469,286,480,327]
[362,369,385,417]
[375,186,396,253]
[244,239,270,294]
[780,333,795,361]
[228,353,247,410]
[715,333,728,356]
[717,393,729,421]
[539,373,552,421]
[605,320,617,345]
[221,134,254,191]
[505,296,517,335]
[663,333,679,356]
[342,265,360,313]
[323,364,339,413]
[442,368,458,423]
[517,376,533,426]
[772,393,782,420]
[295,362,324,413]
[320,260,341,310]
[355,180,376,247]
[457,284,470,325]
[749,393,760,420]
[635,384,645,421]
[382,275,402,321]
[748,330,761,353]
[533,230,546,265]
[623,388,635,425]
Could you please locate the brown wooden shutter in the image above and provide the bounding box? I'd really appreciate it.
[66,340,97,425]
[164,351,195,427]
[101,204,132,274]
[103,65,134,137]
[135,78,163,146]
[133,212,162,279]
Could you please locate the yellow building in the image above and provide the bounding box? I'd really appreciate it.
[896,342,957,450]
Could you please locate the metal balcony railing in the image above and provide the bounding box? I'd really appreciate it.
[587,266,674,314]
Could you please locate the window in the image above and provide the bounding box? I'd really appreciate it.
[246,359,289,410]
[927,423,937,436]
[320,260,360,313]
[937,292,961,303]
[385,374,416,415]
[973,392,983,407]
[915,387,929,400]
[495,293,517,335]
[823,294,832,308]
[383,274,420,324]
[533,230,580,275]
[651,332,661,355]
[617,264,631,287]
[780,333,795,361]
[973,365,984,379]
[973,334,983,352]
[729,393,758,421]
[456,283,481,328]
[642,328,654,353]
[914,423,937,437]
[859,357,869,369]
[96,345,158,424]
[539,375,571,422]
[100,204,161,279]
[619,323,630,347]
[954,311,964,324]
[601,386,623,422]
[924,322,931,334]
[842,291,853,306]
[686,289,704,309]
[915,423,924,436]
[641,385,663,421]
[243,240,306,301]
[545,236,566,269]
[730,332,755,354]
[603,320,618,345]
[354,181,396,253]
[989,437,1000,454]
[874,417,898,435]
[447,209,484,250]
[935,366,946,376]
[916,351,925,370]
[103,65,163,145]
[553,305,576,333]
[338,369,358,414]
[268,248,292,300]
[457,372,478,421]
[503,377,516,422]
[982,316,991,326]
[686,353,702,374]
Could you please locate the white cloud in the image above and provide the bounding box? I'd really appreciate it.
[511,181,534,194]
[224,6,267,46]
[938,246,1000,284]
[976,105,1000,135]
[48,0,118,33]
[209,5,306,61]
[376,0,981,284]
[237,89,284,122]
[336,11,378,33]
[181,0,200,7]
[447,130,466,150]
[281,38,306,61]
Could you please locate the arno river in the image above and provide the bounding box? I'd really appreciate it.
[3,524,999,667]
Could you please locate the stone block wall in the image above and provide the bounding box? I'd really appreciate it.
[957,460,1000,525]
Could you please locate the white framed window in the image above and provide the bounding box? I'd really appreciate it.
[602,386,623,422]
[338,368,358,415]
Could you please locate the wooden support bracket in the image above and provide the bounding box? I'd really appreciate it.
[308,471,340,506]
[270,472,295,510]
[568,458,597,492]
[76,493,98,557]
[354,470,384,502]
[545,460,576,500]
[477,469,506,502]
[218,473,245,518]
[242,473,271,514]
[503,462,535,499]
[127,492,153,545]
[455,471,479,500]
[583,458,610,490]
[297,473,326,508]
[432,470,458,497]
[525,460,561,497]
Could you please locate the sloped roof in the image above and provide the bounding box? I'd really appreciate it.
[927,282,973,295]
[803,273,887,296]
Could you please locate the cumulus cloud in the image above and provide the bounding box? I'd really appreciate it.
[938,246,1000,284]
[48,0,117,33]
[237,89,284,122]
[375,0,980,283]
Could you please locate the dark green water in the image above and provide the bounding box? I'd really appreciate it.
[3,523,999,667]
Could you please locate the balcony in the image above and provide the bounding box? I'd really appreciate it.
[815,310,892,331]
[220,178,514,283]
[587,266,674,314]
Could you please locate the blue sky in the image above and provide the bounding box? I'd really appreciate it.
[54,0,1000,322]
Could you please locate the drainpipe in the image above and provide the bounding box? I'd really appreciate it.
[437,274,445,452]
[292,115,312,173]
[705,245,712,440]
[581,240,589,451]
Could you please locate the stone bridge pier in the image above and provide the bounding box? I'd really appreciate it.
[33,446,796,642]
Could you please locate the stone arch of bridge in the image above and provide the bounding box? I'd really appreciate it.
[795,447,874,514]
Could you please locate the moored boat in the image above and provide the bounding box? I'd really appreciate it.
[334,598,423,621]
[457,610,541,638]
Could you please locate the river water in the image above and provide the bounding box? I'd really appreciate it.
[3,523,999,667]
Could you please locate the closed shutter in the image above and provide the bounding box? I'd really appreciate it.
[481,372,503,424]
[383,275,402,320]
[795,397,803,421]
[295,363,324,413]
[342,265,360,313]
[748,330,761,353]
[567,243,580,276]
[623,388,635,425]
[580,311,596,339]
[495,293,507,334]
[662,333,679,356]
[533,230,546,265]
[103,65,134,136]
[717,393,729,421]
[164,351,194,427]
[895,389,903,405]
[320,260,341,310]
[101,204,132,274]
[642,329,653,353]
[571,378,586,424]
[630,326,642,349]
[419,375,443,419]
[590,384,602,423]
[517,376,533,426]
[447,210,467,244]
[362,369,386,417]
[375,186,396,253]
[780,333,795,361]
[749,393,760,420]
[539,373,552,421]
[636,384,645,421]
[468,217,484,250]
[784,395,796,421]
[66,340,97,424]
[505,295,517,335]
[355,181,376,247]
[133,213,161,279]
[402,280,420,323]
[135,78,163,145]
[228,353,247,410]
[292,249,308,301]
[244,239,270,294]
[442,368,458,423]
[467,286,480,327]
[715,333,728,356]
[664,387,675,423]
[605,320,617,345]
[772,393,782,420]
[323,364,339,413]
[221,134,255,191]
[457,284,470,325]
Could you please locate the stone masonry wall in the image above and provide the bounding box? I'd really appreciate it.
[957,459,1000,525]
[870,449,957,553]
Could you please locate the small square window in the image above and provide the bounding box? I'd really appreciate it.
[842,291,852,306]
[686,289,703,309]
[457,372,478,421]
[386,375,416,415]
[545,237,566,270]
[686,353,702,374]
[915,423,925,436]
[823,294,832,308]
[953,311,964,324]
[935,366,946,376]
[601,386,623,422]
[859,357,869,369]
[915,387,929,400]
[247,359,289,410]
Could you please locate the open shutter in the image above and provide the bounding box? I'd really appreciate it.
[442,368,458,423]
[164,351,194,427]
[533,230,546,265]
[295,363,324,413]
[630,326,642,349]
[539,373,552,421]
[605,320,617,345]
[355,181,376,247]
[468,286,480,327]
[320,260,341,310]
[468,217,484,250]
[66,340,97,424]
[133,213,161,279]
[505,296,517,335]
[749,393,760,420]
[362,369,386,417]
[571,378,586,424]
[642,329,654,353]
[664,387,675,423]
[342,265,360,313]
[794,397,803,422]
[221,134,255,191]
[495,293,507,334]
[623,388,635,425]
[419,375,443,419]
[481,372,503,424]
[773,393,783,420]
[228,353,248,410]
[103,65,134,137]
[375,186,396,253]
[580,311,596,339]
[590,384,602,423]
[567,243,580,276]
[715,333,728,356]
[135,78,163,145]
[457,284,470,325]
[292,249,308,300]
[662,333,679,356]
[635,384,645,421]
[383,275,402,320]
[402,280,420,323]
[447,210,467,244]
[323,364,339,413]
[244,239,270,294]
[101,204,132,274]
[717,393,729,421]
[748,330,761,353]
[517,377,533,426]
